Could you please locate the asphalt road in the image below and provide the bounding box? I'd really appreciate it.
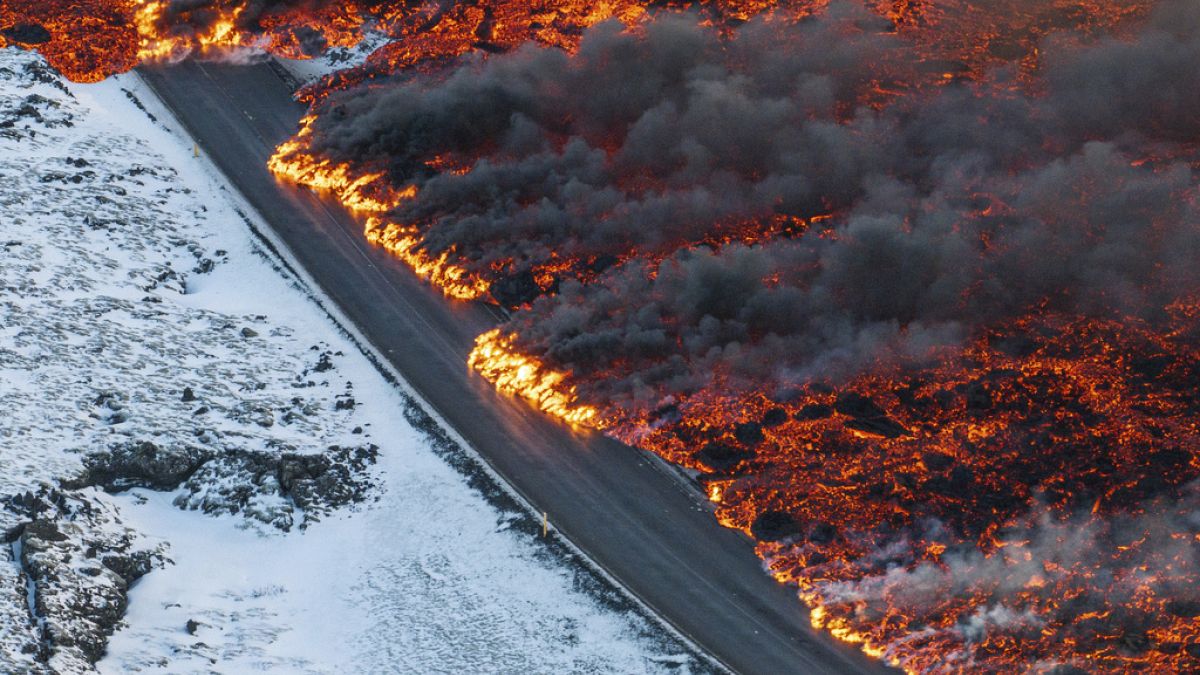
[138,59,893,675]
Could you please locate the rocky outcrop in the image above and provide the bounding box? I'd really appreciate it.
[65,440,379,532]
[176,444,379,531]
[63,441,212,493]
[3,488,167,673]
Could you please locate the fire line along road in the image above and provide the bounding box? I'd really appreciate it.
[138,59,895,675]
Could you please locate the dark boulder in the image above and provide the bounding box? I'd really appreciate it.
[733,422,765,446]
[834,392,886,419]
[794,404,833,421]
[920,452,955,472]
[2,24,51,45]
[102,550,158,586]
[750,510,802,542]
[1130,354,1173,380]
[1044,668,1090,675]
[990,332,1040,358]
[650,402,682,425]
[586,254,620,275]
[1166,600,1200,619]
[845,416,909,439]
[948,465,975,490]
[964,379,993,413]
[760,408,789,427]
[808,521,839,544]
[694,442,754,472]
[278,445,380,513]
[24,519,68,543]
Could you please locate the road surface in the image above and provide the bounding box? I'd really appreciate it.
[138,59,894,675]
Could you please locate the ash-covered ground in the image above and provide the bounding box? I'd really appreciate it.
[0,47,699,674]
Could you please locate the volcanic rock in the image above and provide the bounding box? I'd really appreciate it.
[794,404,833,421]
[174,444,379,531]
[964,379,993,413]
[834,392,887,419]
[63,440,378,531]
[650,403,682,425]
[693,442,754,472]
[844,416,910,439]
[64,440,212,492]
[760,407,789,427]
[2,24,52,45]
[750,510,802,542]
[808,521,839,544]
[948,465,975,490]
[920,452,955,472]
[1166,600,1200,619]
[833,392,911,438]
[7,488,166,670]
[1044,667,1090,675]
[586,254,619,274]
[1130,353,1173,380]
[733,422,765,446]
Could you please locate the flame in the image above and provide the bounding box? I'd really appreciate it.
[364,217,490,300]
[268,119,488,299]
[269,120,397,213]
[134,1,251,63]
[468,329,602,428]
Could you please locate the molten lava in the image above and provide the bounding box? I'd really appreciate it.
[469,329,601,427]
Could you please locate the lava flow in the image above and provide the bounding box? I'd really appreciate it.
[0,0,374,82]
[402,3,1200,672]
[11,0,1200,672]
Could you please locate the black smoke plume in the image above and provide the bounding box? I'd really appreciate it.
[300,1,1200,402]
[304,6,910,291]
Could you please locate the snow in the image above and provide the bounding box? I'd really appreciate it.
[276,30,392,84]
[0,46,699,673]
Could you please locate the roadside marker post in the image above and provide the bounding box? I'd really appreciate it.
[542,511,548,537]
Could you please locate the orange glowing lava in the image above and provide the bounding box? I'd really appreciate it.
[469,329,602,428]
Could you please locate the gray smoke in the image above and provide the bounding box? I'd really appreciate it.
[305,7,909,279]
[299,1,1200,404]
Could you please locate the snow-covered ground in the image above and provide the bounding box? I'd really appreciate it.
[0,47,699,674]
